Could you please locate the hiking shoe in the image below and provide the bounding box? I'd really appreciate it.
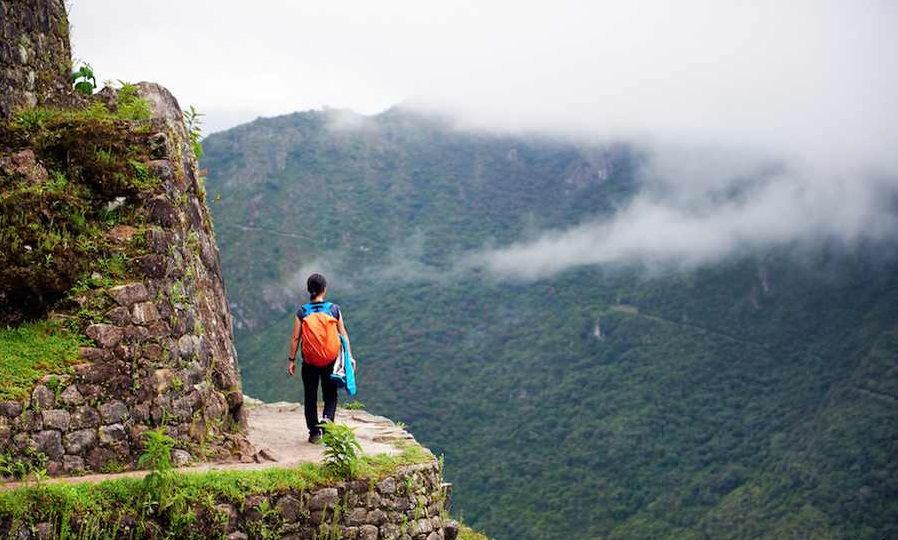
[308,432,322,444]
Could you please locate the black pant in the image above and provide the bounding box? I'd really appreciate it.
[301,362,338,435]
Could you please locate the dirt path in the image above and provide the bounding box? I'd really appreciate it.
[1,401,415,490]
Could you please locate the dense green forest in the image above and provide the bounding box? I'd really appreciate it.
[202,108,898,539]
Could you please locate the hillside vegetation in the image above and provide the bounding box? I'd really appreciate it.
[203,108,898,539]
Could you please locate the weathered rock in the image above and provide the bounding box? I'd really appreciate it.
[74,362,118,384]
[107,224,139,245]
[178,334,202,358]
[63,455,85,474]
[78,347,113,362]
[85,324,123,348]
[409,519,434,536]
[107,283,149,306]
[310,488,340,511]
[153,369,174,394]
[442,521,459,540]
[64,428,97,454]
[276,495,302,523]
[147,196,178,227]
[41,409,70,430]
[33,430,63,460]
[105,306,132,325]
[348,507,369,526]
[70,406,100,429]
[171,448,191,467]
[122,325,151,342]
[98,400,129,424]
[0,150,48,183]
[377,477,397,495]
[136,254,167,278]
[87,447,115,471]
[133,403,150,423]
[380,524,401,540]
[0,401,23,418]
[359,525,379,540]
[132,301,161,323]
[367,509,387,525]
[99,424,127,445]
[20,410,42,431]
[59,385,84,406]
[31,385,55,410]
[77,383,102,400]
[147,159,173,180]
[146,320,172,338]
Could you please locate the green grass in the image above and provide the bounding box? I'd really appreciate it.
[458,524,490,540]
[0,443,434,536]
[0,321,85,400]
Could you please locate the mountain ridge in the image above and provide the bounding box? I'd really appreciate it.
[203,107,898,539]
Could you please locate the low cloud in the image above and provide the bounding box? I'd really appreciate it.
[462,144,898,280]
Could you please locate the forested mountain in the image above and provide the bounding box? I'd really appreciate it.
[202,108,898,540]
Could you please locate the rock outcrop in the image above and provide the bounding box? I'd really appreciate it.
[0,0,248,473]
[0,82,248,474]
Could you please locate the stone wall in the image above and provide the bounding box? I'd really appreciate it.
[222,462,456,540]
[0,0,72,119]
[0,461,463,540]
[0,83,248,474]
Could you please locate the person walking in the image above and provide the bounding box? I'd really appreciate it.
[287,273,351,443]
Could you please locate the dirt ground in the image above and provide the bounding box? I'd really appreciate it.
[1,400,415,490]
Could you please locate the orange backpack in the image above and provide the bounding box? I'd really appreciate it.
[298,301,342,366]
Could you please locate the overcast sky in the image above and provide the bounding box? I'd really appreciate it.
[69,1,898,277]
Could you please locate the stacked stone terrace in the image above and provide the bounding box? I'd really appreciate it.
[0,82,249,474]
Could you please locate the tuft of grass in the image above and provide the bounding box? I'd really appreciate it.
[458,524,490,540]
[0,320,85,400]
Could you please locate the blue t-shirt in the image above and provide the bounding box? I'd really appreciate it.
[296,301,341,321]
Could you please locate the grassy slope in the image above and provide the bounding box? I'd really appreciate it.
[0,321,85,400]
[202,109,898,539]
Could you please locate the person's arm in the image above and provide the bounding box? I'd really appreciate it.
[337,316,351,349]
[288,316,301,376]
[337,316,355,370]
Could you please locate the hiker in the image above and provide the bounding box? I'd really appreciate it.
[287,273,352,443]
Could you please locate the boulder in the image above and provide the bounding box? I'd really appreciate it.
[63,428,97,454]
[41,409,69,430]
[85,324,123,348]
[106,283,149,306]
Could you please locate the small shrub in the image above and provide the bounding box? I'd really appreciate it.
[71,64,97,96]
[115,82,151,121]
[344,400,366,410]
[321,423,362,479]
[139,428,177,513]
[184,105,204,159]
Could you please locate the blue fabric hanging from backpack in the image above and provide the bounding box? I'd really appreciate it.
[330,334,357,396]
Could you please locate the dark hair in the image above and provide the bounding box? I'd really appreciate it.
[307,273,327,298]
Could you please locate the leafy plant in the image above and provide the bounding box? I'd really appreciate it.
[71,64,97,95]
[138,428,177,513]
[343,400,366,410]
[184,105,204,159]
[115,82,151,121]
[321,422,362,479]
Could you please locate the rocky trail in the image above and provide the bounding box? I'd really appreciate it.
[1,401,416,490]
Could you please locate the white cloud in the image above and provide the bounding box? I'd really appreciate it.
[68,0,898,277]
